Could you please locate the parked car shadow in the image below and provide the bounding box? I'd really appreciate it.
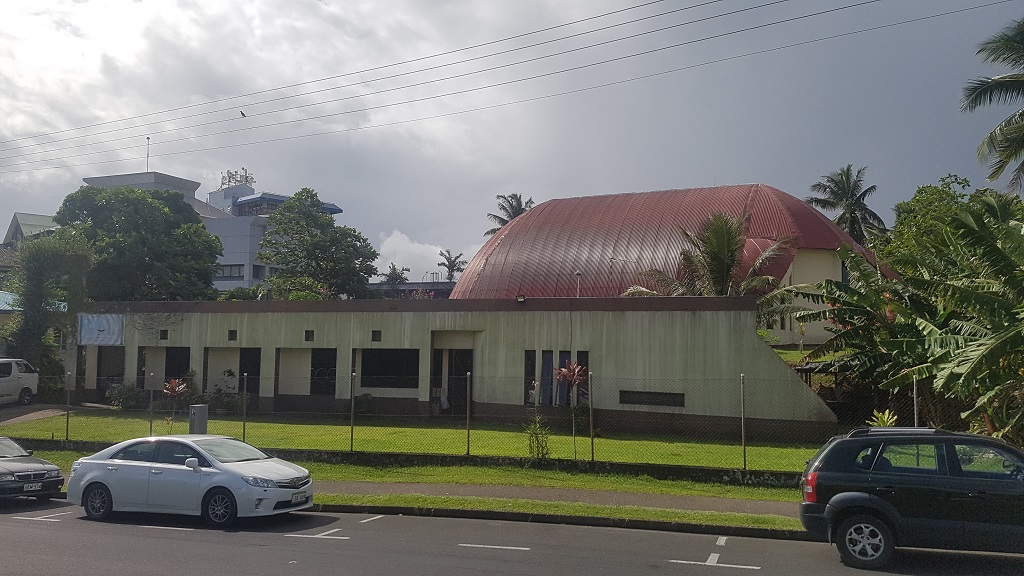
[0,496,74,513]
[74,509,339,533]
[880,548,1024,575]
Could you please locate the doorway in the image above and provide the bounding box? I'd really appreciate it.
[446,349,473,416]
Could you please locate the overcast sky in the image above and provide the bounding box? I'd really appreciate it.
[1,0,1021,281]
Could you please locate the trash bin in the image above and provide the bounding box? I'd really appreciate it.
[189,404,208,434]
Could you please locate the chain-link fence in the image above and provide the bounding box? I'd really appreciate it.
[0,373,964,472]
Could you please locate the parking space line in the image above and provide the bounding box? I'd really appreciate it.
[716,536,728,546]
[458,544,531,551]
[359,515,384,523]
[12,511,74,522]
[286,528,350,540]
[669,554,760,570]
[140,525,195,531]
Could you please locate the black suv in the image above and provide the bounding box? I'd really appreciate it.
[800,427,1024,569]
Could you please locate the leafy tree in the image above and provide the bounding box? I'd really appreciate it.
[259,188,379,299]
[218,285,268,301]
[877,175,970,275]
[379,262,410,298]
[54,186,221,301]
[806,165,887,245]
[962,18,1024,189]
[7,230,93,370]
[437,249,468,282]
[484,193,534,236]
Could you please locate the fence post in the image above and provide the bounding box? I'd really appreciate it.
[148,372,154,436]
[242,373,247,442]
[465,371,471,456]
[740,373,747,471]
[913,375,919,427]
[65,372,71,442]
[589,371,595,462]
[350,371,356,452]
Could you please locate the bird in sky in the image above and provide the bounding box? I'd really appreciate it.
[240,111,246,117]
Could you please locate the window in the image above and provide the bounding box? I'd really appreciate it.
[0,362,11,378]
[854,445,884,470]
[619,390,685,407]
[361,349,419,388]
[15,361,35,374]
[304,330,314,342]
[228,330,238,341]
[215,264,245,278]
[155,441,209,467]
[159,330,169,340]
[252,265,266,280]
[111,441,158,462]
[876,443,944,475]
[371,330,382,342]
[954,443,1024,481]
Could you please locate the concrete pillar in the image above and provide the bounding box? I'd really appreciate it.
[189,345,205,392]
[123,346,139,388]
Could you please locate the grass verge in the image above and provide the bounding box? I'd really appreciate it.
[314,493,803,531]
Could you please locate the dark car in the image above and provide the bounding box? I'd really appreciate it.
[0,437,64,500]
[800,427,1024,569]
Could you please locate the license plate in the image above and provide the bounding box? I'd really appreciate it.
[23,483,42,491]
[291,492,306,504]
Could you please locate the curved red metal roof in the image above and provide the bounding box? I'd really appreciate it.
[451,184,861,299]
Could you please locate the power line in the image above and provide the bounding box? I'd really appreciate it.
[0,0,1010,175]
[0,0,782,157]
[0,0,677,146]
[0,0,870,166]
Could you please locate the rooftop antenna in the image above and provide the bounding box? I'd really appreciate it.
[146,137,150,171]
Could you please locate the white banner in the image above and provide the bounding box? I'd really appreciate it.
[78,314,125,346]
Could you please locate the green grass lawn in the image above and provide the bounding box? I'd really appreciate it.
[9,410,819,471]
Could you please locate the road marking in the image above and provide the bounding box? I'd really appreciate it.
[286,528,350,540]
[359,515,384,523]
[716,536,728,546]
[458,544,531,551]
[140,525,194,531]
[669,554,760,570]
[12,511,74,522]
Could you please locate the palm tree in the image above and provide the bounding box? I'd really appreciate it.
[962,18,1024,190]
[623,212,790,292]
[484,193,534,236]
[437,249,468,282]
[806,165,886,245]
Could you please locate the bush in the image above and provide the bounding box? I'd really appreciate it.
[106,384,148,410]
[37,377,66,404]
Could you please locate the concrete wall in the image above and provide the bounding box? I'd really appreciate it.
[773,248,843,346]
[74,299,834,432]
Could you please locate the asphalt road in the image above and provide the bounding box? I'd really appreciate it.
[1,498,1021,576]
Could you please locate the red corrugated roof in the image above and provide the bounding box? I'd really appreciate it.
[452,184,863,299]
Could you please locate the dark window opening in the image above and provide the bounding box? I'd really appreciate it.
[619,390,685,407]
[164,347,191,380]
[159,330,168,340]
[228,330,238,341]
[304,330,314,342]
[310,348,337,396]
[523,350,537,404]
[361,349,419,388]
[371,330,382,342]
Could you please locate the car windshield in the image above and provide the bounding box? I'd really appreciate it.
[193,438,269,463]
[0,438,30,458]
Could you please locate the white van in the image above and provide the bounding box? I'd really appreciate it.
[0,359,38,406]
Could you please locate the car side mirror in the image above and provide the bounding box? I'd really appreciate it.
[185,457,200,470]
[26,450,33,456]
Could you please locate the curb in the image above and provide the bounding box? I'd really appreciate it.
[309,503,823,542]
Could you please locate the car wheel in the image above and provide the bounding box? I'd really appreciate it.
[83,484,112,521]
[836,514,894,569]
[202,487,237,528]
[18,388,32,405]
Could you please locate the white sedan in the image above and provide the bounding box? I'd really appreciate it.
[67,435,313,527]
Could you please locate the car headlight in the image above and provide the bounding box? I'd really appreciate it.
[0,474,13,481]
[45,469,62,478]
[242,476,277,488]
[70,461,82,477]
